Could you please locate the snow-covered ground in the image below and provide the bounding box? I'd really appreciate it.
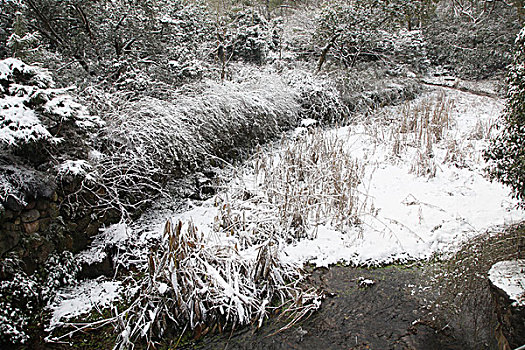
[48,87,525,332]
[173,88,524,266]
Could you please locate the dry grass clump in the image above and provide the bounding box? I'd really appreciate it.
[215,128,366,247]
[112,220,320,349]
[389,92,454,178]
[470,119,495,140]
[393,92,454,153]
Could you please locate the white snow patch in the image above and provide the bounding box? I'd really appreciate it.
[300,118,318,127]
[47,279,121,330]
[488,260,525,307]
[57,160,92,176]
[76,223,130,265]
[0,58,52,87]
[0,95,52,145]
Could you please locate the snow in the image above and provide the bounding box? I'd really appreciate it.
[358,277,375,287]
[48,86,525,336]
[171,89,525,267]
[0,58,101,147]
[0,95,52,145]
[47,279,121,330]
[488,260,525,307]
[76,223,129,265]
[300,118,318,127]
[0,58,52,88]
[57,160,93,177]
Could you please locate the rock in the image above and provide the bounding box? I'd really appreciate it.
[70,229,89,253]
[2,210,15,220]
[39,217,52,231]
[80,254,114,278]
[85,222,100,238]
[0,230,20,255]
[39,185,56,199]
[5,195,23,211]
[488,260,525,349]
[21,209,40,223]
[23,220,40,234]
[36,199,49,211]
[24,200,36,210]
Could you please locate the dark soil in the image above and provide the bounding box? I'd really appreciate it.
[183,265,472,350]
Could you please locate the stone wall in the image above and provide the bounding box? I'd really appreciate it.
[0,182,107,276]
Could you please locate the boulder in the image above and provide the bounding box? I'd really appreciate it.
[21,209,40,223]
[488,260,525,349]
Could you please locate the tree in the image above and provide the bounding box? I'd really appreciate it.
[5,0,214,85]
[485,27,525,205]
[314,0,434,72]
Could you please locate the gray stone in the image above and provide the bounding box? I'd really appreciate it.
[21,209,40,223]
[23,220,40,234]
[489,275,525,349]
[36,199,49,211]
[2,210,15,220]
[5,195,23,211]
[24,200,36,210]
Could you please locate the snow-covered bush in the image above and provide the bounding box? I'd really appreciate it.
[0,271,36,344]
[424,1,519,79]
[223,8,277,65]
[284,69,349,123]
[0,58,100,205]
[311,0,434,75]
[92,71,299,215]
[0,251,78,345]
[485,27,525,205]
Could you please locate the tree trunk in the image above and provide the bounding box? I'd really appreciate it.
[316,33,340,74]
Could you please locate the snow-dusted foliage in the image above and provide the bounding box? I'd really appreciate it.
[284,69,349,123]
[485,27,525,205]
[0,252,78,345]
[0,58,100,205]
[424,0,519,79]
[313,0,431,71]
[93,70,300,215]
[221,8,278,65]
[0,58,99,145]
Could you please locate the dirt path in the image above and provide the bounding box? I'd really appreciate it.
[183,265,475,350]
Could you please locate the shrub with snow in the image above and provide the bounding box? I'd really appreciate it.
[94,71,300,215]
[0,252,78,345]
[0,58,101,205]
[223,8,277,65]
[424,1,519,79]
[313,1,430,71]
[485,27,525,206]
